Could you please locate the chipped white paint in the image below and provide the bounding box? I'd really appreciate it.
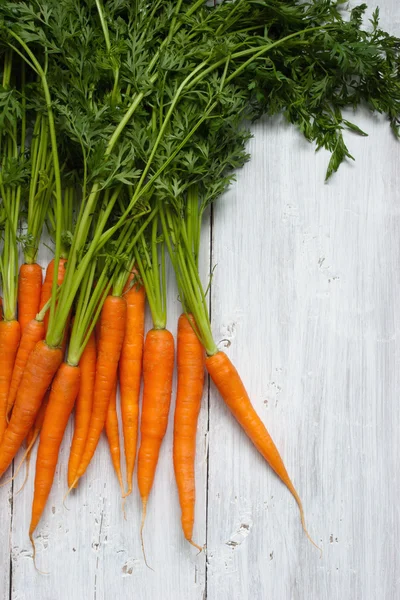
[1,2,400,597]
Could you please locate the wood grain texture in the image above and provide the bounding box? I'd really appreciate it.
[0,2,399,597]
[207,2,400,596]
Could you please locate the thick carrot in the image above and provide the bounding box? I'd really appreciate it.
[67,331,96,488]
[120,276,145,495]
[105,381,124,495]
[206,351,318,548]
[173,314,204,550]
[0,320,21,443]
[39,258,67,333]
[30,363,80,539]
[18,263,43,333]
[6,318,45,418]
[137,329,175,518]
[75,295,127,481]
[0,341,63,477]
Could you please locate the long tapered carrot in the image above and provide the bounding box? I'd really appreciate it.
[0,341,63,477]
[0,320,21,443]
[6,318,45,418]
[137,329,175,520]
[173,314,204,550]
[105,381,124,496]
[206,351,319,550]
[15,390,50,495]
[0,391,50,492]
[18,263,43,333]
[39,258,67,333]
[75,295,127,481]
[30,363,80,540]
[120,276,145,495]
[67,331,96,488]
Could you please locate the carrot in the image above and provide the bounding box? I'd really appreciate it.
[0,391,50,492]
[75,295,127,481]
[0,320,21,443]
[67,331,96,488]
[6,318,45,419]
[120,275,145,495]
[206,351,319,550]
[15,390,50,495]
[39,258,67,333]
[137,328,175,525]
[17,263,43,333]
[29,363,80,540]
[105,381,124,496]
[0,341,63,477]
[173,314,204,550]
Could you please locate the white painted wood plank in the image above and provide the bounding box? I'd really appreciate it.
[0,479,11,600]
[9,228,210,599]
[207,2,400,596]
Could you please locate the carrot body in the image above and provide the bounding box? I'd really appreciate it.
[6,319,45,418]
[0,341,63,477]
[137,329,175,504]
[105,381,124,494]
[67,332,96,488]
[18,263,43,333]
[39,258,67,333]
[0,320,21,443]
[76,295,127,480]
[173,314,205,547]
[206,351,307,528]
[17,391,50,495]
[120,278,145,494]
[30,363,80,537]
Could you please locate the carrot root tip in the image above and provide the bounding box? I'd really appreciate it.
[63,477,79,510]
[187,539,203,553]
[30,534,49,576]
[140,499,154,572]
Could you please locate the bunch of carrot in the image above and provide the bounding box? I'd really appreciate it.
[0,0,399,563]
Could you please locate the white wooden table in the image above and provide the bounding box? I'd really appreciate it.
[1,3,400,597]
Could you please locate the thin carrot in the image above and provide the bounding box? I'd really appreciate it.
[206,351,319,551]
[17,263,43,333]
[0,341,63,477]
[105,381,125,496]
[39,258,67,333]
[173,314,204,551]
[120,275,145,495]
[15,390,50,495]
[0,320,21,443]
[75,295,127,482]
[6,318,45,419]
[29,363,80,540]
[137,328,175,527]
[67,331,96,488]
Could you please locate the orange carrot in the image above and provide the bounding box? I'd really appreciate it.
[105,381,124,496]
[137,329,174,522]
[206,351,318,549]
[0,320,21,443]
[29,363,80,539]
[18,263,43,333]
[173,314,204,550]
[6,318,45,418]
[16,390,50,495]
[0,341,63,477]
[67,331,96,488]
[75,295,127,481]
[120,276,145,495]
[39,258,67,333]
